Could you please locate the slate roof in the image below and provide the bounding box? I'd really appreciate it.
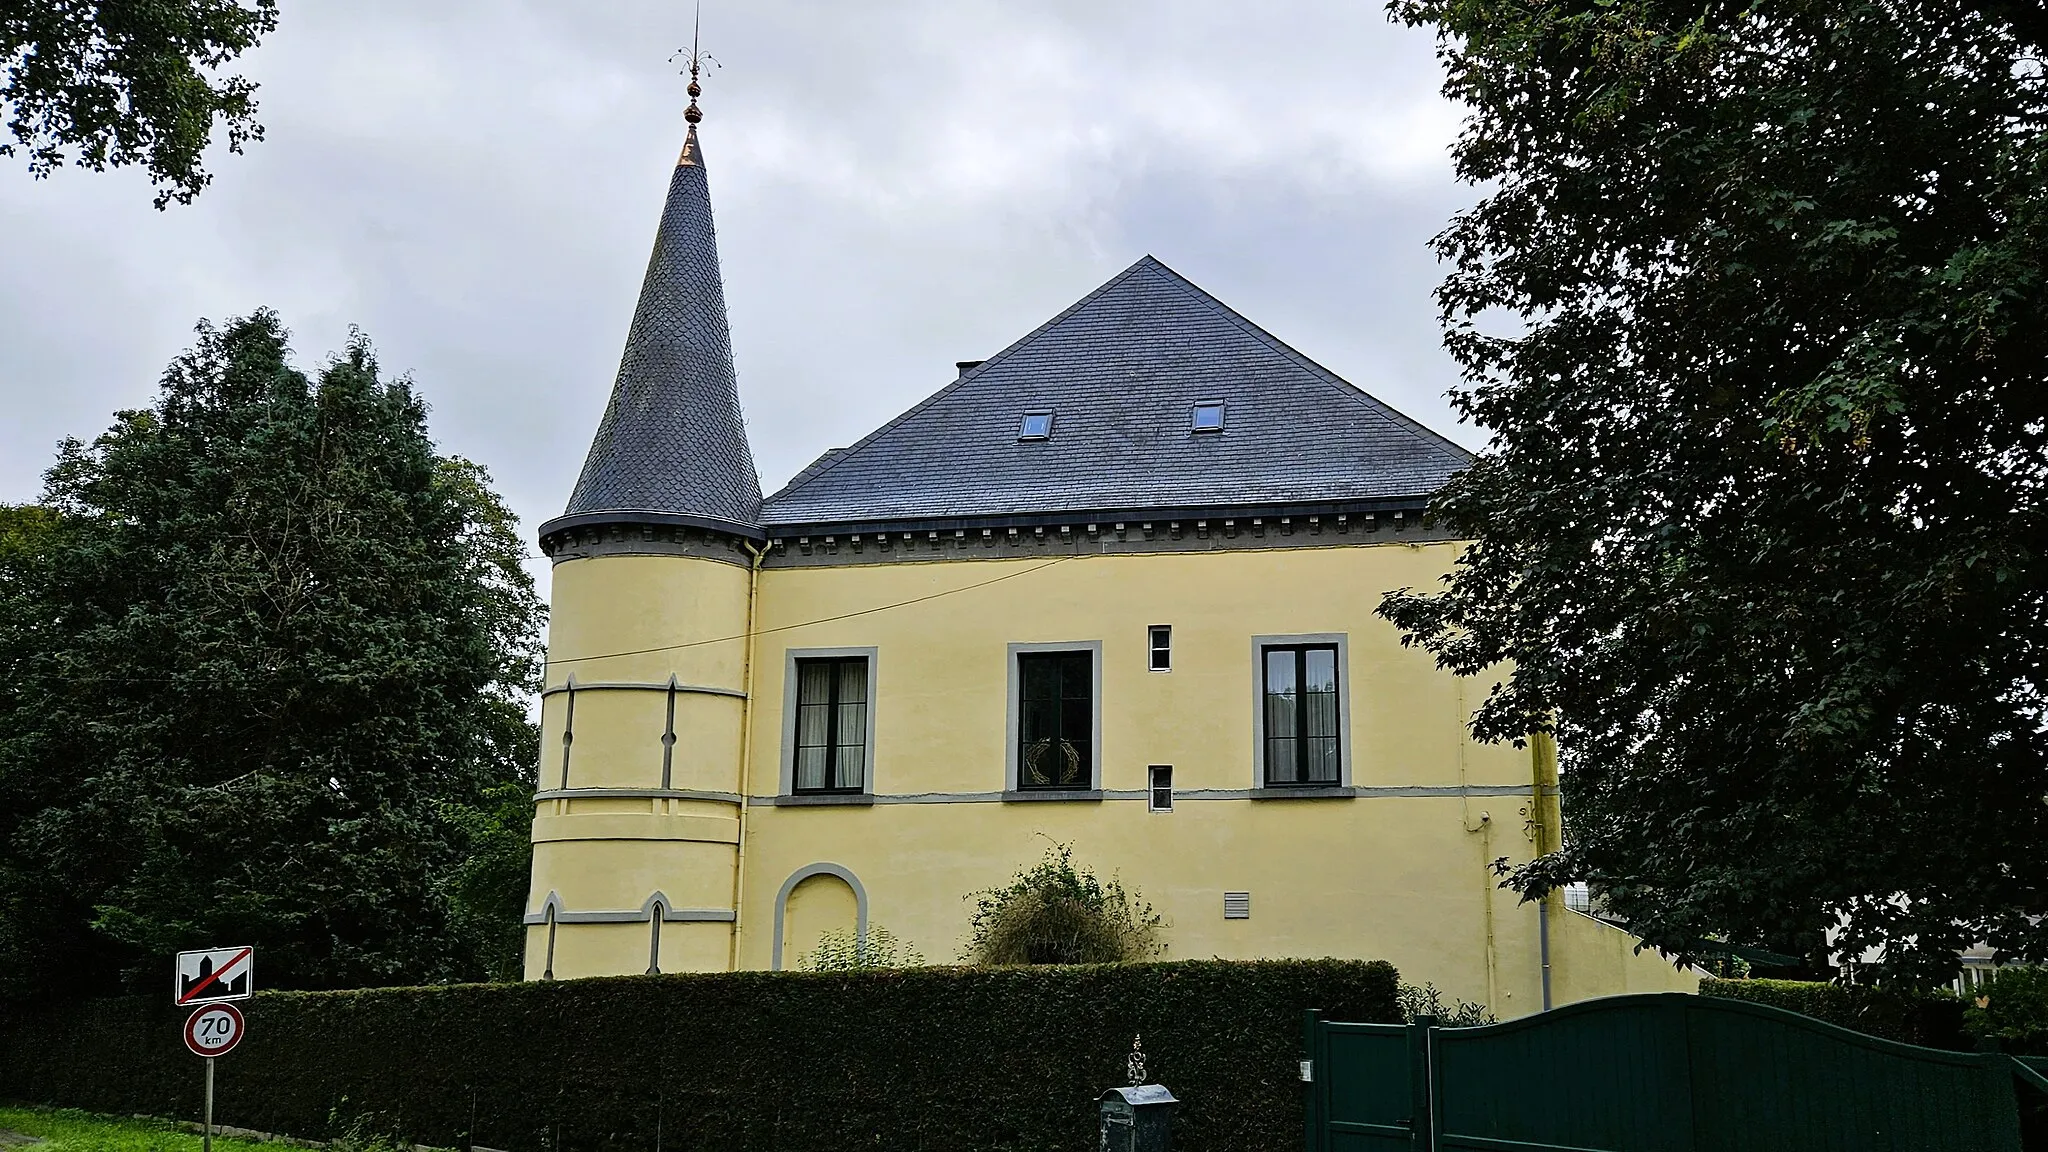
[760,256,1471,529]
[547,125,763,537]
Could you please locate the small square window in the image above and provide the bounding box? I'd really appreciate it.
[1018,412,1054,440]
[1148,625,1172,672]
[1191,401,1226,433]
[1148,765,1173,812]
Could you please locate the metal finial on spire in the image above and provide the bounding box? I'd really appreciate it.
[669,8,719,125]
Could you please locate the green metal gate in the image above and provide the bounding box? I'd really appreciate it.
[1304,993,2048,1152]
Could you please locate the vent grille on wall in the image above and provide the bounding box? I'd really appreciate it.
[1223,891,1251,920]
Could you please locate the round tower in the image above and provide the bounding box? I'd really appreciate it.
[525,88,763,979]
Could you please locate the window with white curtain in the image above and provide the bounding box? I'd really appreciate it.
[1261,643,1342,785]
[793,655,869,793]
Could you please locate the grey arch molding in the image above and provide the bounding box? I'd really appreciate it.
[770,862,869,971]
[522,890,736,926]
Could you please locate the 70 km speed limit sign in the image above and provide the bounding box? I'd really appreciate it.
[183,1002,245,1057]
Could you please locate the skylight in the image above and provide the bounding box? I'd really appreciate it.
[1018,412,1054,441]
[1191,401,1226,433]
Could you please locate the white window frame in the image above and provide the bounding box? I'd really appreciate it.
[1005,641,1103,792]
[780,647,879,797]
[1250,632,1353,789]
[1148,765,1173,812]
[1148,624,1172,672]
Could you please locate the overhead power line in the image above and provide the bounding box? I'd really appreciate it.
[541,555,1076,668]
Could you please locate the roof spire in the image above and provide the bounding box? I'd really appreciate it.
[668,13,718,166]
[683,7,706,124]
[541,15,761,542]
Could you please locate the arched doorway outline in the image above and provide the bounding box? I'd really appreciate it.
[771,863,868,971]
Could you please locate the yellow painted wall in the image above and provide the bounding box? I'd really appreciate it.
[527,539,1692,1013]
[1549,904,1704,1002]
[523,552,754,980]
[738,543,1537,1009]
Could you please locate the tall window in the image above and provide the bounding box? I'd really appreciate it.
[794,656,868,793]
[1262,644,1341,785]
[1148,625,1172,672]
[1017,650,1093,789]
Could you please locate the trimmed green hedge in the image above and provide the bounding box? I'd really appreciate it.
[1,959,1399,1152]
[1700,977,1969,1051]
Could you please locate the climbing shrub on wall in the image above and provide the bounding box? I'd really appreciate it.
[0,958,1399,1152]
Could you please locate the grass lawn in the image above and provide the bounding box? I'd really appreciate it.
[0,1110,307,1152]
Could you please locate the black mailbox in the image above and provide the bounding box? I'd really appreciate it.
[1099,1083,1177,1152]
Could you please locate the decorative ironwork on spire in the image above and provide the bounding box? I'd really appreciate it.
[674,12,717,126]
[542,24,761,542]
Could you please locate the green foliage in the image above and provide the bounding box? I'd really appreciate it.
[1397,981,1495,1027]
[436,780,538,985]
[1963,966,2048,1054]
[0,312,544,999]
[1701,978,1968,1050]
[0,959,1403,1152]
[1381,0,2048,983]
[2,1,280,207]
[0,1107,307,1152]
[802,923,924,971]
[966,841,1163,965]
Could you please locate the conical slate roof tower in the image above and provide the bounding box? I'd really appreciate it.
[544,92,762,542]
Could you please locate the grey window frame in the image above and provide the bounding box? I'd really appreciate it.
[780,647,879,797]
[1250,633,1352,789]
[1005,641,1102,792]
[1018,411,1055,441]
[1191,400,1226,433]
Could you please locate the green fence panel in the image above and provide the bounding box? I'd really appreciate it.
[1308,993,2034,1152]
[1682,994,2019,1152]
[1305,1011,1413,1152]
[1431,995,1694,1152]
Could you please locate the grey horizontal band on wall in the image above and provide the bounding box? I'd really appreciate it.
[746,784,1548,806]
[541,680,746,700]
[533,787,745,805]
[523,890,736,926]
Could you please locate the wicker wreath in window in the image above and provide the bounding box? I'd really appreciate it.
[1023,738,1084,786]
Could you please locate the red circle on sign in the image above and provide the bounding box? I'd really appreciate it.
[184,1002,245,1057]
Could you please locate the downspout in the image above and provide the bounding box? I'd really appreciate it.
[1531,730,1563,1011]
[727,538,768,971]
[1456,679,1499,1013]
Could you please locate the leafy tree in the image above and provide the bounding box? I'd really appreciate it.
[0,311,542,998]
[965,841,1162,966]
[1381,0,2048,984]
[438,779,540,985]
[3,0,279,207]
[1964,966,2048,1054]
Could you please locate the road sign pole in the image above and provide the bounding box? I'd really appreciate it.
[203,1056,215,1152]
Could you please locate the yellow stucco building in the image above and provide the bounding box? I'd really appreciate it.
[524,102,1694,1015]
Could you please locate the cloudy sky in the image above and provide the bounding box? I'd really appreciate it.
[0,0,1478,599]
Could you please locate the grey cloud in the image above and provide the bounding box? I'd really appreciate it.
[0,0,1479,601]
